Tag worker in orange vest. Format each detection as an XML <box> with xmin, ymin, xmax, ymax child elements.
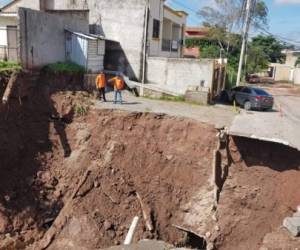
<box><xmin>108</xmin><ymin>73</ymin><xmax>125</xmax><ymax>104</ymax></box>
<box><xmin>95</xmin><ymin>71</ymin><xmax>107</xmax><ymax>102</ymax></box>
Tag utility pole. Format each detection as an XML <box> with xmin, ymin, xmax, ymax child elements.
<box><xmin>236</xmin><ymin>0</ymin><xmax>252</xmax><ymax>86</ymax></box>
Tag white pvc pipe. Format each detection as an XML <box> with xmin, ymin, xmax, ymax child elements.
<box><xmin>124</xmin><ymin>216</ymin><xmax>139</xmax><ymax>245</ymax></box>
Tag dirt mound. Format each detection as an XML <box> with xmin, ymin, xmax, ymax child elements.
<box><xmin>216</xmin><ymin>136</ymin><xmax>300</xmax><ymax>250</ymax></box>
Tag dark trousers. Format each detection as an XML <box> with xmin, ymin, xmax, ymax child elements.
<box><xmin>98</xmin><ymin>87</ymin><xmax>106</xmax><ymax>101</ymax></box>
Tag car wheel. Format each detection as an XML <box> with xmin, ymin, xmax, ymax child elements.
<box><xmin>244</xmin><ymin>101</ymin><xmax>252</xmax><ymax>111</ymax></box>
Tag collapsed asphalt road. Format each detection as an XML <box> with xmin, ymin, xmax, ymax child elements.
<box><xmin>229</xmin><ymin>83</ymin><xmax>300</xmax><ymax>151</ymax></box>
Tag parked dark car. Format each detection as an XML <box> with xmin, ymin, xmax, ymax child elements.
<box><xmin>246</xmin><ymin>74</ymin><xmax>260</xmax><ymax>84</ymax></box>
<box><xmin>221</xmin><ymin>86</ymin><xmax>274</xmax><ymax>111</ymax></box>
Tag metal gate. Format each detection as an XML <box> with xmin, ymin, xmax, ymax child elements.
<box><xmin>0</xmin><ymin>26</ymin><xmax>19</xmax><ymax>62</ymax></box>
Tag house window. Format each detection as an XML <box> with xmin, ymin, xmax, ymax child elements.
<box><xmin>153</xmin><ymin>19</ymin><xmax>160</xmax><ymax>39</ymax></box>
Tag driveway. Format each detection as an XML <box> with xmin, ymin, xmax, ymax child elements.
<box><xmin>93</xmin><ymin>91</ymin><xmax>235</xmax><ymax>128</ymax></box>
<box><xmin>229</xmin><ymin>83</ymin><xmax>300</xmax><ymax>150</ymax></box>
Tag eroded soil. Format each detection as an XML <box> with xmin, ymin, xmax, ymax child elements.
<box><xmin>0</xmin><ymin>72</ymin><xmax>300</xmax><ymax>250</ymax></box>
<box><xmin>0</xmin><ymin>75</ymin><xmax>217</xmax><ymax>249</ymax></box>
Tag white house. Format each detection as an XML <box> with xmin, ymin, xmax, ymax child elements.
<box><xmin>271</xmin><ymin>50</ymin><xmax>300</xmax><ymax>83</ymax></box>
<box><xmin>0</xmin><ymin>0</ymin><xmax>187</xmax><ymax>75</ymax></box>
<box><xmin>0</xmin><ymin>0</ymin><xmax>41</xmax><ymax>60</ymax></box>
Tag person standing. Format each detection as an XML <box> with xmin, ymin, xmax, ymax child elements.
<box><xmin>95</xmin><ymin>71</ymin><xmax>107</xmax><ymax>102</ymax></box>
<box><xmin>109</xmin><ymin>73</ymin><xmax>125</xmax><ymax>104</ymax></box>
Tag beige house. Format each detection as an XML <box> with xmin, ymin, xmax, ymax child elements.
<box><xmin>271</xmin><ymin>50</ymin><xmax>300</xmax><ymax>83</ymax></box>
<box><xmin>284</xmin><ymin>50</ymin><xmax>300</xmax><ymax>67</ymax></box>
<box><xmin>148</xmin><ymin>1</ymin><xmax>187</xmax><ymax>58</ymax></box>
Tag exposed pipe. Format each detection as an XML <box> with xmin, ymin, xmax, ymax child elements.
<box><xmin>124</xmin><ymin>216</ymin><xmax>139</xmax><ymax>245</ymax></box>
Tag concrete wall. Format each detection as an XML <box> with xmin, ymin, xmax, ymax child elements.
<box><xmin>44</xmin><ymin>0</ymin><xmax>147</xmax><ymax>81</ymax></box>
<box><xmin>293</xmin><ymin>68</ymin><xmax>300</xmax><ymax>85</ymax></box>
<box><xmin>147</xmin><ymin>57</ymin><xmax>214</xmax><ymax>95</ymax></box>
<box><xmin>273</xmin><ymin>64</ymin><xmax>293</xmax><ymax>82</ymax></box>
<box><xmin>93</xmin><ymin>0</ymin><xmax>147</xmax><ymax>80</ymax></box>
<box><xmin>45</xmin><ymin>10</ymin><xmax>89</xmax><ymax>22</ymax></box>
<box><xmin>19</xmin><ymin>8</ymin><xmax>89</xmax><ymax>69</ymax></box>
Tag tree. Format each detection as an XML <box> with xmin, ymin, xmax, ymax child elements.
<box><xmin>198</xmin><ymin>0</ymin><xmax>269</xmax><ymax>51</ymax></box>
<box><xmin>295</xmin><ymin>57</ymin><xmax>300</xmax><ymax>67</ymax></box>
<box><xmin>251</xmin><ymin>35</ymin><xmax>285</xmax><ymax>63</ymax></box>
<box><xmin>200</xmin><ymin>45</ymin><xmax>221</xmax><ymax>58</ymax></box>
<box><xmin>246</xmin><ymin>46</ymin><xmax>269</xmax><ymax>74</ymax></box>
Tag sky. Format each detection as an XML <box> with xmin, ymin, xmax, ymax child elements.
<box><xmin>1</xmin><ymin>0</ymin><xmax>300</xmax><ymax>44</ymax></box>
<box><xmin>165</xmin><ymin>0</ymin><xmax>300</xmax><ymax>46</ymax></box>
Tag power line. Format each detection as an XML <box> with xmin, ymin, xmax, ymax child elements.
<box><xmin>169</xmin><ymin>0</ymin><xmax>200</xmax><ymax>15</ymax></box>
<box><xmin>168</xmin><ymin>0</ymin><xmax>203</xmax><ymax>24</ymax></box>
<box><xmin>257</xmin><ymin>28</ymin><xmax>300</xmax><ymax>47</ymax></box>
<box><xmin>258</xmin><ymin>27</ymin><xmax>300</xmax><ymax>45</ymax></box>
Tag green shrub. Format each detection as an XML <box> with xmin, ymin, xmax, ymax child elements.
<box><xmin>295</xmin><ymin>57</ymin><xmax>300</xmax><ymax>68</ymax></box>
<box><xmin>44</xmin><ymin>62</ymin><xmax>85</xmax><ymax>73</ymax></box>
<box><xmin>0</xmin><ymin>61</ymin><xmax>21</xmax><ymax>70</ymax></box>
<box><xmin>75</xmin><ymin>104</ymin><xmax>89</xmax><ymax>116</ymax></box>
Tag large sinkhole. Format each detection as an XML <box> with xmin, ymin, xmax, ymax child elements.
<box><xmin>0</xmin><ymin>77</ymin><xmax>299</xmax><ymax>249</ymax></box>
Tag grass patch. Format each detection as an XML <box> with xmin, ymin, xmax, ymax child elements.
<box><xmin>145</xmin><ymin>95</ymin><xmax>185</xmax><ymax>103</ymax></box>
<box><xmin>0</xmin><ymin>61</ymin><xmax>21</xmax><ymax>70</ymax></box>
<box><xmin>75</xmin><ymin>104</ymin><xmax>89</xmax><ymax>116</ymax></box>
<box><xmin>44</xmin><ymin>62</ymin><xmax>85</xmax><ymax>73</ymax></box>
<box><xmin>144</xmin><ymin>95</ymin><xmax>204</xmax><ymax>106</ymax></box>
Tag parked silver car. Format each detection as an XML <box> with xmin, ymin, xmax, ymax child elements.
<box><xmin>222</xmin><ymin>86</ymin><xmax>274</xmax><ymax>111</ymax></box>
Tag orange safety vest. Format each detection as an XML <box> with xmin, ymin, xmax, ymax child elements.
<box><xmin>113</xmin><ymin>77</ymin><xmax>125</xmax><ymax>90</ymax></box>
<box><xmin>96</xmin><ymin>73</ymin><xmax>106</xmax><ymax>89</ymax></box>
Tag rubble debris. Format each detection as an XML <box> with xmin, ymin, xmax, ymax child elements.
<box><xmin>0</xmin><ymin>211</ymin><xmax>10</xmax><ymax>234</ymax></box>
<box><xmin>136</xmin><ymin>192</ymin><xmax>154</xmax><ymax>232</ymax></box>
<box><xmin>283</xmin><ymin>217</ymin><xmax>300</xmax><ymax>237</ymax></box>
<box><xmin>2</xmin><ymin>70</ymin><xmax>19</xmax><ymax>104</ymax></box>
